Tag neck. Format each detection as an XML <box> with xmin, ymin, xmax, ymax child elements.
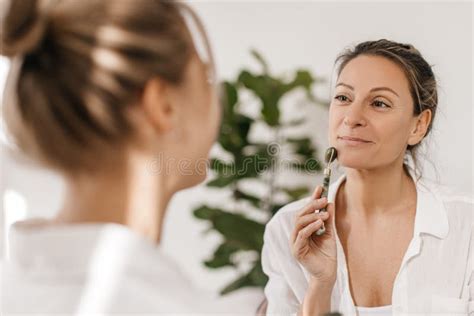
<box><xmin>338</xmin><ymin>161</ymin><xmax>416</xmax><ymax>219</ymax></box>
<box><xmin>54</xmin><ymin>150</ymin><xmax>172</xmax><ymax>244</ymax></box>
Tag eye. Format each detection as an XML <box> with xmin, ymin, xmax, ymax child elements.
<box><xmin>372</xmin><ymin>99</ymin><xmax>391</xmax><ymax>108</ymax></box>
<box><xmin>334</xmin><ymin>95</ymin><xmax>350</xmax><ymax>102</ymax></box>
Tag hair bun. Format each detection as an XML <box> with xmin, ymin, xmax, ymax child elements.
<box><xmin>1</xmin><ymin>0</ymin><xmax>48</xmax><ymax>57</ymax></box>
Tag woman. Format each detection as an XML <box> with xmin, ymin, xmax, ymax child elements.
<box><xmin>1</xmin><ymin>0</ymin><xmax>223</xmax><ymax>313</ymax></box>
<box><xmin>261</xmin><ymin>40</ymin><xmax>473</xmax><ymax>315</ymax></box>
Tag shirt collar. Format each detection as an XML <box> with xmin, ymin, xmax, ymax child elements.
<box><xmin>327</xmin><ymin>168</ymin><xmax>449</xmax><ymax>240</ymax></box>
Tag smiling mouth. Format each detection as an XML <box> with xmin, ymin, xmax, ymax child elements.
<box><xmin>337</xmin><ymin>136</ymin><xmax>373</xmax><ymax>144</ymax></box>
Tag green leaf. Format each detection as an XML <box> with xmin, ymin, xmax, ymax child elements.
<box><xmin>206</xmin><ymin>175</ymin><xmax>237</xmax><ymax>188</ymax></box>
<box><xmin>233</xmin><ymin>149</ymin><xmax>272</xmax><ymax>180</ymax></box>
<box><xmin>270</xmin><ymin>203</ymin><xmax>286</xmax><ymax>215</ymax></box>
<box><xmin>287</xmin><ymin>137</ymin><xmax>311</xmax><ymax>144</ymax></box>
<box><xmin>235</xmin><ymin>114</ymin><xmax>253</xmax><ymax>142</ymax></box>
<box><xmin>281</xmin><ymin>186</ymin><xmax>310</xmax><ymax>200</ymax></box>
<box><xmin>220</xmin><ymin>261</ymin><xmax>268</xmax><ymax>295</ymax></box>
<box><xmin>220</xmin><ymin>272</ymin><xmax>252</xmax><ymax>295</ymax></box>
<box><xmin>204</xmin><ymin>242</ymin><xmax>240</xmax><ymax>269</ymax></box>
<box><xmin>287</xmin><ymin>137</ymin><xmax>314</xmax><ymax>157</ymax></box>
<box><xmin>282</xmin><ymin>70</ymin><xmax>314</xmax><ymax>94</ymax></box>
<box><xmin>222</xmin><ymin>81</ymin><xmax>238</xmax><ymax>113</ymax></box>
<box><xmin>250</xmin><ymin>49</ymin><xmax>269</xmax><ymax>74</ymax></box>
<box><xmin>293</xmin><ymin>70</ymin><xmax>314</xmax><ymax>90</ymax></box>
<box><xmin>237</xmin><ymin>70</ymin><xmax>261</xmax><ymax>95</ymax></box>
<box><xmin>234</xmin><ymin>189</ymin><xmax>261</xmax><ymax>208</ymax></box>
<box><xmin>213</xmin><ymin>213</ymin><xmax>265</xmax><ymax>251</ymax></box>
<box><xmin>218</xmin><ymin>114</ymin><xmax>253</xmax><ymax>153</ymax></box>
<box><xmin>193</xmin><ymin>205</ymin><xmax>222</xmax><ymax>220</ymax></box>
<box><xmin>210</xmin><ymin>158</ymin><xmax>235</xmax><ymax>176</ymax></box>
<box><xmin>261</xmin><ymin>100</ymin><xmax>280</xmax><ymax>126</ymax></box>
<box><xmin>248</xmin><ymin>260</ymin><xmax>269</xmax><ymax>287</ymax></box>
<box><xmin>237</xmin><ymin>70</ymin><xmax>282</xmax><ymax>126</ymax></box>
<box><xmin>193</xmin><ymin>206</ymin><xmax>265</xmax><ymax>251</ymax></box>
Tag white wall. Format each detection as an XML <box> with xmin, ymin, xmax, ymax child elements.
<box><xmin>1</xmin><ymin>1</ymin><xmax>472</xmax><ymax>306</ymax></box>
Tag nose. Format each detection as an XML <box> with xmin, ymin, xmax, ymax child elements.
<box><xmin>343</xmin><ymin>103</ymin><xmax>367</xmax><ymax>128</ymax></box>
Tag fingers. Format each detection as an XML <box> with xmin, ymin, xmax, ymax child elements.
<box><xmin>298</xmin><ymin>185</ymin><xmax>326</xmax><ymax>217</ymax></box>
<box><xmin>311</xmin><ymin>186</ymin><xmax>323</xmax><ymax>200</ymax></box>
<box><xmin>290</xmin><ymin>185</ymin><xmax>331</xmax><ymax>250</ymax></box>
<box><xmin>292</xmin><ymin>218</ymin><xmax>325</xmax><ymax>256</ymax></box>
<box><xmin>292</xmin><ymin>211</ymin><xmax>329</xmax><ymax>242</ymax></box>
<box><xmin>297</xmin><ymin>196</ymin><xmax>328</xmax><ymax>218</ymax></box>
<box><xmin>291</xmin><ymin>200</ymin><xmax>330</xmax><ymax>243</ymax></box>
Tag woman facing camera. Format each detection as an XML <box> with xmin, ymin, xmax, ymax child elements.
<box><xmin>261</xmin><ymin>40</ymin><xmax>473</xmax><ymax>315</ymax></box>
<box><xmin>1</xmin><ymin>0</ymin><xmax>222</xmax><ymax>314</ymax></box>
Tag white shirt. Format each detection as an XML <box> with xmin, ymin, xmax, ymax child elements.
<box><xmin>261</xmin><ymin>171</ymin><xmax>473</xmax><ymax>315</ymax></box>
<box><xmin>356</xmin><ymin>305</ymin><xmax>392</xmax><ymax>315</ymax></box>
<box><xmin>1</xmin><ymin>222</ymin><xmax>249</xmax><ymax>315</ymax></box>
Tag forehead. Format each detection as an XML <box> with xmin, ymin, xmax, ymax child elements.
<box><xmin>337</xmin><ymin>55</ymin><xmax>411</xmax><ymax>94</ymax></box>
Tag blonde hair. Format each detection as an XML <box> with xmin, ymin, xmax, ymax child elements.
<box><xmin>1</xmin><ymin>0</ymin><xmax>213</xmax><ymax>174</ymax></box>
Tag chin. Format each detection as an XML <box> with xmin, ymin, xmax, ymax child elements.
<box><xmin>336</xmin><ymin>151</ymin><xmax>374</xmax><ymax>170</ymax></box>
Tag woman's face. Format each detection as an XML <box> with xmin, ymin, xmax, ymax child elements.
<box><xmin>328</xmin><ymin>55</ymin><xmax>420</xmax><ymax>171</ymax></box>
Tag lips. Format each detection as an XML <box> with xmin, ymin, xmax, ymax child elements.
<box><xmin>338</xmin><ymin>136</ymin><xmax>372</xmax><ymax>142</ymax></box>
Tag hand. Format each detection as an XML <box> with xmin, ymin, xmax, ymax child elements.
<box><xmin>290</xmin><ymin>186</ymin><xmax>337</xmax><ymax>284</ymax></box>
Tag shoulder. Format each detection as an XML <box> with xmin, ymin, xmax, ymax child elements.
<box><xmin>420</xmin><ymin>180</ymin><xmax>474</xmax><ymax>249</ymax></box>
<box><xmin>431</xmin><ymin>181</ymin><xmax>474</xmax><ymax>205</ymax></box>
<box><xmin>422</xmin><ymin>179</ymin><xmax>473</xmax><ymax>220</ymax></box>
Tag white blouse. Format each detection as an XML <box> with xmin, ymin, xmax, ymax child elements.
<box><xmin>261</xmin><ymin>171</ymin><xmax>473</xmax><ymax>315</ymax></box>
<box><xmin>1</xmin><ymin>222</ymin><xmax>251</xmax><ymax>315</ymax></box>
<box><xmin>356</xmin><ymin>305</ymin><xmax>392</xmax><ymax>315</ymax></box>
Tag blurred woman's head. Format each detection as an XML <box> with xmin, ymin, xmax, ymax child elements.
<box><xmin>328</xmin><ymin>39</ymin><xmax>437</xmax><ymax>178</ymax></box>
<box><xmin>1</xmin><ymin>0</ymin><xmax>220</xmax><ymax>191</ymax></box>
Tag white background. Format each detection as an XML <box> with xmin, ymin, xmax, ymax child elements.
<box><xmin>1</xmin><ymin>1</ymin><xmax>472</xmax><ymax>307</ymax></box>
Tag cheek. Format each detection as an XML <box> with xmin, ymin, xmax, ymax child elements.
<box><xmin>207</xmin><ymin>92</ymin><xmax>219</xmax><ymax>133</ymax></box>
<box><xmin>192</xmin><ymin>88</ymin><xmax>218</xmax><ymax>153</ymax></box>
<box><xmin>201</xmin><ymin>90</ymin><xmax>219</xmax><ymax>144</ymax></box>
<box><xmin>373</xmin><ymin>117</ymin><xmax>411</xmax><ymax>154</ymax></box>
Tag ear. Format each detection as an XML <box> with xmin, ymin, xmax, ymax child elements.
<box><xmin>140</xmin><ymin>77</ymin><xmax>177</xmax><ymax>133</ymax></box>
<box><xmin>407</xmin><ymin>109</ymin><xmax>432</xmax><ymax>146</ymax></box>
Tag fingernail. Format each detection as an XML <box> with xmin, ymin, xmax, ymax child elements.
<box><xmin>315</xmin><ymin>219</ymin><xmax>322</xmax><ymax>225</ymax></box>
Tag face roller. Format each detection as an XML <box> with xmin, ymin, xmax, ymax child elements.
<box><xmin>315</xmin><ymin>147</ymin><xmax>338</xmax><ymax>236</ymax></box>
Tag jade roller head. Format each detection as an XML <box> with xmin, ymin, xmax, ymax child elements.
<box><xmin>315</xmin><ymin>147</ymin><xmax>338</xmax><ymax>236</ymax></box>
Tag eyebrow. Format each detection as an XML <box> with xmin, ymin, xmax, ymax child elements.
<box><xmin>371</xmin><ymin>87</ymin><xmax>400</xmax><ymax>97</ymax></box>
<box><xmin>335</xmin><ymin>82</ymin><xmax>400</xmax><ymax>97</ymax></box>
<box><xmin>335</xmin><ymin>83</ymin><xmax>354</xmax><ymax>90</ymax></box>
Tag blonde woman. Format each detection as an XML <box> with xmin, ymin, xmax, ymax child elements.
<box><xmin>262</xmin><ymin>40</ymin><xmax>473</xmax><ymax>315</ymax></box>
<box><xmin>1</xmin><ymin>0</ymin><xmax>223</xmax><ymax>313</ymax></box>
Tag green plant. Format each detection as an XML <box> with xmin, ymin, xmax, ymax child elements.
<box><xmin>192</xmin><ymin>50</ymin><xmax>328</xmax><ymax>295</ymax></box>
